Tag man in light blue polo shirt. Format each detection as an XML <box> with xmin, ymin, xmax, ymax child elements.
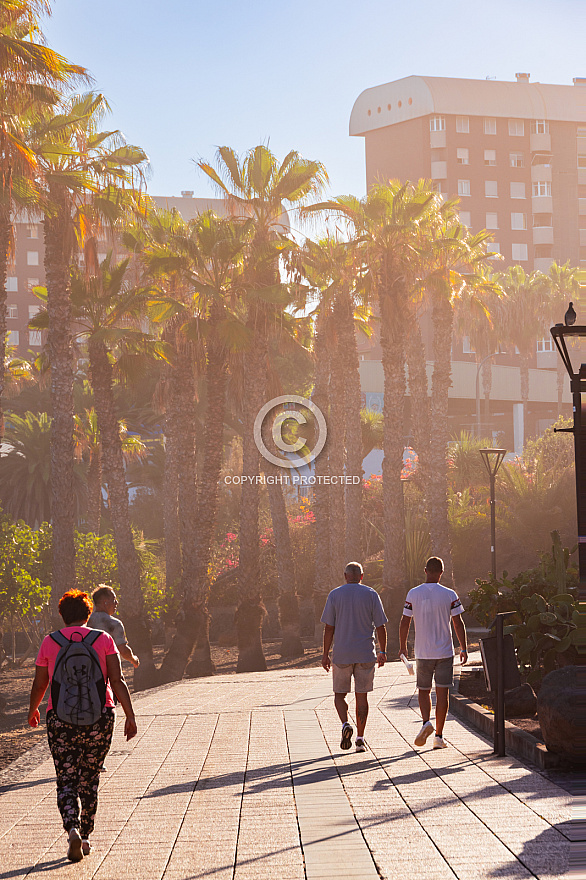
<box><xmin>321</xmin><ymin>562</ymin><xmax>388</xmax><ymax>753</ymax></box>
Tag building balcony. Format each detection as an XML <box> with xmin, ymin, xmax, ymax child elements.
<box><xmin>534</xmin><ymin>256</ymin><xmax>555</xmax><ymax>272</ymax></box>
<box><xmin>530</xmin><ymin>131</ymin><xmax>551</xmax><ymax>152</ymax></box>
<box><xmin>532</xmin><ymin>226</ymin><xmax>554</xmax><ymax>245</ymax></box>
<box><xmin>532</xmin><ymin>195</ymin><xmax>553</xmax><ymax>213</ymax></box>
<box><xmin>578</xmin><ymin>136</ymin><xmax>586</xmax><ymax>156</ymax></box>
<box><xmin>579</xmin><ymin>198</ymin><xmax>586</xmax><ymax>215</ymax></box>
<box><xmin>579</xmin><ymin>169</ymin><xmax>586</xmax><ymax>185</ymax></box>
<box><xmin>580</xmin><ymin>229</ymin><xmax>586</xmax><ymax>247</ymax></box>
<box><xmin>531</xmin><ymin>163</ymin><xmax>552</xmax><ymax>182</ymax></box>
<box><xmin>430</xmin><ymin>161</ymin><xmax>447</xmax><ymax>179</ymax></box>
<box><xmin>430</xmin><ymin>131</ymin><xmax>446</xmax><ymax>149</ymax></box>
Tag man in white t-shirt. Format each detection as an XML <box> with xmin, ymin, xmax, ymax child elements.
<box><xmin>399</xmin><ymin>556</ymin><xmax>467</xmax><ymax>750</ymax></box>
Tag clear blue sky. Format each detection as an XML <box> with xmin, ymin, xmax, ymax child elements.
<box><xmin>43</xmin><ymin>0</ymin><xmax>585</xmax><ymax>202</ymax></box>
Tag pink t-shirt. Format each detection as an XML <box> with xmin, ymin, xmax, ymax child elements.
<box><xmin>36</xmin><ymin>626</ymin><xmax>119</xmax><ymax>711</ymax></box>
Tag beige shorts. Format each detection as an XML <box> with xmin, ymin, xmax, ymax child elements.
<box><xmin>332</xmin><ymin>662</ymin><xmax>376</xmax><ymax>694</ymax></box>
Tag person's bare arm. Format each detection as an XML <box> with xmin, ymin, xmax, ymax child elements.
<box><xmin>452</xmin><ymin>614</ymin><xmax>468</xmax><ymax>663</ymax></box>
<box><xmin>399</xmin><ymin>614</ymin><xmax>412</xmax><ymax>658</ymax></box>
<box><xmin>322</xmin><ymin>624</ymin><xmax>335</xmax><ymax>671</ymax></box>
<box><xmin>118</xmin><ymin>642</ymin><xmax>140</xmax><ymax>668</ymax></box>
<box><xmin>28</xmin><ymin>666</ymin><xmax>49</xmax><ymax>728</ymax></box>
<box><xmin>375</xmin><ymin>624</ymin><xmax>387</xmax><ymax>666</ymax></box>
<box><xmin>106</xmin><ymin>653</ymin><xmax>137</xmax><ymax>740</ymax></box>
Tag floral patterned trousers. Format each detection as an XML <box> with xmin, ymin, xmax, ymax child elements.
<box><xmin>46</xmin><ymin>709</ymin><xmax>115</xmax><ymax>838</ymax></box>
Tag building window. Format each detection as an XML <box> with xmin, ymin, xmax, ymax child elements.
<box><xmin>508</xmin><ymin>119</ymin><xmax>525</xmax><ymax>136</ymax></box>
<box><xmin>533</xmin><ymin>181</ymin><xmax>552</xmax><ymax>197</ymax></box>
<box><xmin>510</xmin><ymin>182</ymin><xmax>526</xmax><ymax>199</ymax></box>
<box><xmin>6</xmin><ymin>276</ymin><xmax>17</xmax><ymax>292</ymax></box>
<box><xmin>28</xmin><ymin>304</ymin><xmax>40</xmax><ymax>319</ymax></box>
<box><xmin>510</xmin><ymin>152</ymin><xmax>525</xmax><ymax>168</ymax></box>
<box><xmin>533</xmin><ymin>214</ymin><xmax>552</xmax><ymax>227</ymax></box>
<box><xmin>578</xmin><ymin>156</ymin><xmax>586</xmax><ymax>168</ymax></box>
<box><xmin>485</xmin><ymin>180</ymin><xmax>498</xmax><ymax>198</ymax></box>
<box><xmin>26</xmin><ymin>250</ymin><xmax>39</xmax><ymax>266</ymax></box>
<box><xmin>458</xmin><ymin>211</ymin><xmax>471</xmax><ymax>227</ymax></box>
<box><xmin>537</xmin><ymin>337</ymin><xmax>554</xmax><ymax>352</ymax></box>
<box><xmin>430</xmin><ymin>116</ymin><xmax>445</xmax><ymax>132</ymax></box>
<box><xmin>484</xmin><ymin>149</ymin><xmax>496</xmax><ymax>166</ymax></box>
<box><xmin>535</xmin><ymin>244</ymin><xmax>553</xmax><ymax>258</ymax></box>
<box><xmin>456</xmin><ymin>116</ymin><xmax>469</xmax><ymax>133</ymax></box>
<box><xmin>512</xmin><ymin>243</ymin><xmax>528</xmax><ymax>261</ymax></box>
<box><xmin>28</xmin><ymin>330</ymin><xmax>42</xmax><ymax>347</ymax></box>
<box><xmin>485</xmin><ymin>212</ymin><xmax>498</xmax><ymax>229</ymax></box>
<box><xmin>531</xmin><ymin>120</ymin><xmax>549</xmax><ymax>134</ymax></box>
<box><xmin>7</xmin><ymin>330</ymin><xmax>19</xmax><ymax>346</ymax></box>
<box><xmin>484</xmin><ymin>118</ymin><xmax>497</xmax><ymax>135</ymax></box>
<box><xmin>458</xmin><ymin>179</ymin><xmax>471</xmax><ymax>196</ymax></box>
<box><xmin>26</xmin><ymin>223</ymin><xmax>38</xmax><ymax>239</ymax></box>
<box><xmin>462</xmin><ymin>336</ymin><xmax>475</xmax><ymax>354</ymax></box>
<box><xmin>8</xmin><ymin>304</ymin><xmax>18</xmax><ymax>319</ymax></box>
<box><xmin>511</xmin><ymin>213</ymin><xmax>527</xmax><ymax>230</ymax></box>
<box><xmin>488</xmin><ymin>243</ymin><xmax>501</xmax><ymax>258</ymax></box>
<box><xmin>457</xmin><ymin>147</ymin><xmax>469</xmax><ymax>165</ymax></box>
<box><xmin>27</xmin><ymin>278</ymin><xmax>39</xmax><ymax>293</ymax></box>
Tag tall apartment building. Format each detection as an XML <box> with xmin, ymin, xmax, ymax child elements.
<box><xmin>350</xmin><ymin>74</ymin><xmax>583</xmax><ymax>456</ymax></box>
<box><xmin>350</xmin><ymin>73</ymin><xmax>586</xmax><ymax>271</ymax></box>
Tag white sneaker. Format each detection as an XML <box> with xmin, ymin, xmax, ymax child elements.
<box><xmin>414</xmin><ymin>720</ymin><xmax>434</xmax><ymax>747</ymax></box>
<box><xmin>433</xmin><ymin>735</ymin><xmax>448</xmax><ymax>749</ymax></box>
<box><xmin>355</xmin><ymin>738</ymin><xmax>367</xmax><ymax>753</ymax></box>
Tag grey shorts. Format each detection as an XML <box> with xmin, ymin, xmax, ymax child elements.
<box><xmin>416</xmin><ymin>656</ymin><xmax>454</xmax><ymax>690</ymax></box>
<box><xmin>332</xmin><ymin>662</ymin><xmax>376</xmax><ymax>694</ymax></box>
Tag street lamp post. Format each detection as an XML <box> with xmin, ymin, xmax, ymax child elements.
<box><xmin>476</xmin><ymin>352</ymin><xmax>500</xmax><ymax>438</ymax></box>
<box><xmin>551</xmin><ymin>311</ymin><xmax>586</xmax><ymax>602</ymax></box>
<box><xmin>479</xmin><ymin>448</ymin><xmax>507</xmax><ymax>581</ymax></box>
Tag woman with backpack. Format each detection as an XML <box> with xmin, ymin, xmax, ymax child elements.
<box><xmin>28</xmin><ymin>589</ymin><xmax>137</xmax><ymax>862</ymax></box>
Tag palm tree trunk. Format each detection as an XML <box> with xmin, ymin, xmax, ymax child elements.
<box><xmin>186</xmin><ymin>319</ymin><xmax>228</xmax><ymax>678</ymax></box>
<box><xmin>88</xmin><ymin>338</ymin><xmax>155</xmax><ymax>687</ymax></box>
<box><xmin>158</xmin><ymin>331</ymin><xmax>201</xmax><ymax>683</ymax></box>
<box><xmin>44</xmin><ymin>196</ymin><xmax>77</xmax><ymax>618</ymax></box>
<box><xmin>328</xmin><ymin>329</ymin><xmax>346</xmax><ymax>585</ymax></box>
<box><xmin>335</xmin><ymin>290</ymin><xmax>363</xmax><ymax>562</ymax></box>
<box><xmin>0</xmin><ymin>208</ymin><xmax>10</xmax><ymax>441</ymax></box>
<box><xmin>520</xmin><ymin>357</ymin><xmax>530</xmax><ymax>442</ymax></box>
<box><xmin>429</xmin><ymin>296</ymin><xmax>455</xmax><ymax>586</ymax></box>
<box><xmin>379</xmin><ymin>290</ymin><xmax>408</xmax><ymax>652</ymax></box>
<box><xmin>405</xmin><ymin>311</ymin><xmax>431</xmax><ymax>490</ymax></box>
<box><xmin>557</xmin><ymin>360</ymin><xmax>564</xmax><ymax>415</ymax></box>
<box><xmin>163</xmin><ymin>407</ymin><xmax>181</xmax><ymax>596</ymax></box>
<box><xmin>266</xmin><ymin>475</ymin><xmax>303</xmax><ymax>657</ymax></box>
<box><xmin>312</xmin><ymin>312</ymin><xmax>332</xmax><ymax>636</ymax></box>
<box><xmin>236</xmin><ymin>321</ymin><xmax>267</xmax><ymax>672</ymax></box>
<box><xmin>86</xmin><ymin>448</ymin><xmax>102</xmax><ymax>534</ymax></box>
<box><xmin>482</xmin><ymin>360</ymin><xmax>493</xmax><ymax>430</ymax></box>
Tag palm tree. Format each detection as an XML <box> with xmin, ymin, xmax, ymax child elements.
<box><xmin>28</xmin><ymin>93</ymin><xmax>147</xmax><ymax>616</ymax></box>
<box><xmin>426</xmin><ymin>217</ymin><xmax>496</xmax><ymax>584</ymax></box>
<box><xmin>495</xmin><ymin>266</ymin><xmax>550</xmax><ymax>438</ymax></box>
<box><xmin>0</xmin><ymin>1</ymin><xmax>86</xmax><ymax>439</ymax></box>
<box><xmin>199</xmin><ymin>145</ymin><xmax>327</xmax><ymax>672</ymax></box>
<box><xmin>547</xmin><ymin>262</ymin><xmax>581</xmax><ymax>413</ymax></box>
<box><xmin>313</xmin><ymin>182</ymin><xmax>442</xmax><ymax>614</ymax></box>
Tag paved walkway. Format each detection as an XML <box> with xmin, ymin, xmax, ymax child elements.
<box><xmin>0</xmin><ymin>662</ymin><xmax>572</xmax><ymax>879</ymax></box>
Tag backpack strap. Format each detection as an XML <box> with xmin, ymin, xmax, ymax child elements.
<box><xmin>82</xmin><ymin>629</ymin><xmax>103</xmax><ymax>648</ymax></box>
<box><xmin>49</xmin><ymin>631</ymin><xmax>69</xmax><ymax>648</ymax></box>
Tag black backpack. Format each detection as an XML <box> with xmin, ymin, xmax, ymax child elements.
<box><xmin>50</xmin><ymin>629</ymin><xmax>107</xmax><ymax>725</ymax></box>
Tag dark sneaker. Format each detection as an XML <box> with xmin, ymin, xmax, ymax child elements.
<box><xmin>340</xmin><ymin>722</ymin><xmax>353</xmax><ymax>750</ymax></box>
<box><xmin>82</xmin><ymin>840</ymin><xmax>93</xmax><ymax>856</ymax></box>
<box><xmin>67</xmin><ymin>828</ymin><xmax>83</xmax><ymax>862</ymax></box>
<box><xmin>355</xmin><ymin>738</ymin><xmax>367</xmax><ymax>753</ymax></box>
